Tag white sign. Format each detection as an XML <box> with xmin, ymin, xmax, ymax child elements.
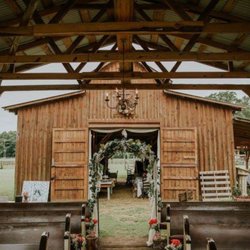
<box><xmin>22</xmin><ymin>181</ymin><xmax>50</xmax><ymax>202</ymax></box>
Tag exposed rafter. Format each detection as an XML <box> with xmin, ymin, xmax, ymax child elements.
<box><xmin>1</xmin><ymin>22</ymin><xmax>250</xmax><ymax>36</ymax></box>
<box><xmin>0</xmin><ymin>84</ymin><xmax>249</xmax><ymax>92</ymax></box>
<box><xmin>1</xmin><ymin>51</ymin><xmax>250</xmax><ymax>64</ymax></box>
<box><xmin>0</xmin><ymin>71</ymin><xmax>250</xmax><ymax>80</ymax></box>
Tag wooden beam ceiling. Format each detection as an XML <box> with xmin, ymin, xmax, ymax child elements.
<box><xmin>0</xmin><ymin>71</ymin><xmax>250</xmax><ymax>80</ymax></box>
<box><xmin>114</xmin><ymin>0</ymin><xmax>134</xmax><ymax>85</ymax></box>
<box><xmin>1</xmin><ymin>22</ymin><xmax>250</xmax><ymax>37</ymax></box>
<box><xmin>1</xmin><ymin>51</ymin><xmax>250</xmax><ymax>64</ymax></box>
<box><xmin>0</xmin><ymin>84</ymin><xmax>249</xmax><ymax>92</ymax></box>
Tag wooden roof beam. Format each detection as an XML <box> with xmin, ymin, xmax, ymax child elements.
<box><xmin>87</xmin><ymin>43</ymin><xmax>117</xmax><ymax>84</ymax></box>
<box><xmin>2</xmin><ymin>51</ymin><xmax>250</xmax><ymax>64</ymax></box>
<box><xmin>75</xmin><ymin>35</ymin><xmax>111</xmax><ymax>73</ymax></box>
<box><xmin>0</xmin><ymin>84</ymin><xmax>249</xmax><ymax>92</ymax></box>
<box><xmin>162</xmin><ymin>0</ymin><xmax>192</xmax><ymax>21</ymax></box>
<box><xmin>2</xmin><ymin>0</ymin><xmax>40</xmax><ymax>73</ymax></box>
<box><xmin>169</xmin><ymin>0</ymin><xmax>219</xmax><ymax>74</ymax></box>
<box><xmin>2</xmin><ymin>22</ymin><xmax>250</xmax><ymax>36</ymax></box>
<box><xmin>0</xmin><ymin>71</ymin><xmax>250</xmax><ymax>80</ymax></box>
<box><xmin>114</xmin><ymin>0</ymin><xmax>134</xmax><ymax>85</ymax></box>
<box><xmin>28</xmin><ymin>7</ymin><xmax>85</xmax><ymax>87</ymax></box>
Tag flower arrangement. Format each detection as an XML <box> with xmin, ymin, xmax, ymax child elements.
<box><xmin>85</xmin><ymin>217</ymin><xmax>98</xmax><ymax>237</ymax></box>
<box><xmin>71</xmin><ymin>234</ymin><xmax>85</xmax><ymax>250</ymax></box>
<box><xmin>165</xmin><ymin>239</ymin><xmax>183</xmax><ymax>250</ymax></box>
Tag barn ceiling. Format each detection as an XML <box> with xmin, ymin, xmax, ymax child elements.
<box><xmin>0</xmin><ymin>0</ymin><xmax>250</xmax><ymax>95</ymax></box>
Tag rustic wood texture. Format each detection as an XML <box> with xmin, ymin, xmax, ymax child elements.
<box><xmin>15</xmin><ymin>95</ymin><xmax>88</xmax><ymax>197</ymax></box>
<box><xmin>14</xmin><ymin>63</ymin><xmax>236</xmax><ymax>201</ymax></box>
<box><xmin>51</xmin><ymin>128</ymin><xmax>88</xmax><ymax>201</ymax></box>
<box><xmin>161</xmin><ymin>128</ymin><xmax>199</xmax><ymax>201</ymax></box>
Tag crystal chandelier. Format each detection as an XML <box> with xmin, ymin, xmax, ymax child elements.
<box><xmin>105</xmin><ymin>40</ymin><xmax>139</xmax><ymax>117</ymax></box>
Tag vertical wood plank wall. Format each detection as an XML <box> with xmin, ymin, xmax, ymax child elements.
<box><xmin>15</xmin><ymin>90</ymin><xmax>236</xmax><ymax>201</ymax></box>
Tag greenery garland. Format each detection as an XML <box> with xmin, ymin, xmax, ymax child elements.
<box><xmin>87</xmin><ymin>138</ymin><xmax>157</xmax><ymax>212</ymax></box>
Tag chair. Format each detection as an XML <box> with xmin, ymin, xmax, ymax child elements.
<box><xmin>126</xmin><ymin>168</ymin><xmax>134</xmax><ymax>186</ymax></box>
<box><xmin>141</xmin><ymin>177</ymin><xmax>150</xmax><ymax>198</ymax></box>
<box><xmin>109</xmin><ymin>171</ymin><xmax>118</xmax><ymax>184</ymax></box>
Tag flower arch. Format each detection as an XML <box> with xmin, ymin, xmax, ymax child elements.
<box><xmin>88</xmin><ymin>136</ymin><xmax>158</xmax><ymax>209</ymax></box>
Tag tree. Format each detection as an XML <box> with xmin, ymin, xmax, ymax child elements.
<box><xmin>0</xmin><ymin>131</ymin><xmax>16</xmax><ymax>158</ymax></box>
<box><xmin>207</xmin><ymin>91</ymin><xmax>250</xmax><ymax>119</ymax></box>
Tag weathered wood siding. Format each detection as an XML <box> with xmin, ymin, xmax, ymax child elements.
<box><xmin>15</xmin><ymin>95</ymin><xmax>88</xmax><ymax>197</ymax></box>
<box><xmin>15</xmin><ymin>89</ymin><xmax>236</xmax><ymax>201</ymax></box>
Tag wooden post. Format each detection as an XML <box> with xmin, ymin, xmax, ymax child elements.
<box><xmin>64</xmin><ymin>231</ymin><xmax>70</xmax><ymax>250</ymax></box>
<box><xmin>207</xmin><ymin>238</ymin><xmax>217</xmax><ymax>250</ymax></box>
<box><xmin>183</xmin><ymin>215</ymin><xmax>191</xmax><ymax>250</ymax></box>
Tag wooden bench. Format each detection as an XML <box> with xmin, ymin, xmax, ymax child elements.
<box><xmin>0</xmin><ymin>202</ymin><xmax>85</xmax><ymax>250</ymax></box>
<box><xmin>162</xmin><ymin>202</ymin><xmax>250</xmax><ymax>249</ymax></box>
<box><xmin>0</xmin><ymin>231</ymin><xmax>49</xmax><ymax>250</ymax></box>
<box><xmin>159</xmin><ymin>204</ymin><xmax>191</xmax><ymax>250</ymax></box>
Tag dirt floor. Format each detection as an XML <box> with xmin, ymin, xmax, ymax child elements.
<box><xmin>98</xmin><ymin>182</ymin><xmax>151</xmax><ymax>239</ymax></box>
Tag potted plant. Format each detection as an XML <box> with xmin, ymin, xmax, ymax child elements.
<box><xmin>85</xmin><ymin>218</ymin><xmax>98</xmax><ymax>250</ymax></box>
<box><xmin>71</xmin><ymin>234</ymin><xmax>86</xmax><ymax>250</ymax></box>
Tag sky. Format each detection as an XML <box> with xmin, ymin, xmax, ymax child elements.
<box><xmin>0</xmin><ymin>61</ymin><xmax>249</xmax><ymax>132</ymax></box>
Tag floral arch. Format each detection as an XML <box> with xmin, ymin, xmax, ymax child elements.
<box><xmin>87</xmin><ymin>134</ymin><xmax>160</xmax><ymax>211</ymax></box>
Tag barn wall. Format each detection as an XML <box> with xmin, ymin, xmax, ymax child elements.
<box><xmin>15</xmin><ymin>95</ymin><xmax>88</xmax><ymax>195</ymax></box>
<box><xmin>15</xmin><ymin>90</ymin><xmax>236</xmax><ymax>201</ymax></box>
<box><xmin>162</xmin><ymin>95</ymin><xmax>235</xmax><ymax>178</ymax></box>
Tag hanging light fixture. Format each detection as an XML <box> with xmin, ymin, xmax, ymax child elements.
<box><xmin>105</xmin><ymin>39</ymin><xmax>139</xmax><ymax>117</ymax></box>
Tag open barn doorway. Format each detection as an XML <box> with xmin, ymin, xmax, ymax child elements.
<box><xmin>90</xmin><ymin>128</ymin><xmax>159</xmax><ymax>239</ymax></box>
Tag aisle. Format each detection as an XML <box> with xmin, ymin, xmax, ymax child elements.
<box><xmin>98</xmin><ymin>182</ymin><xmax>150</xmax><ymax>238</ymax></box>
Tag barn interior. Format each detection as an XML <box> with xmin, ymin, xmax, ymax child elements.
<box><xmin>91</xmin><ymin>129</ymin><xmax>158</xmax><ymax>198</ymax></box>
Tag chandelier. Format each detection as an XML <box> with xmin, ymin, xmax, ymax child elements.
<box><xmin>105</xmin><ymin>40</ymin><xmax>139</xmax><ymax>117</ymax></box>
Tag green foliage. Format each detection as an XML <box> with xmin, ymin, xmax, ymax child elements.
<box><xmin>0</xmin><ymin>131</ymin><xmax>16</xmax><ymax>158</ymax></box>
<box><xmin>207</xmin><ymin>91</ymin><xmax>250</xmax><ymax>119</ymax></box>
<box><xmin>232</xmin><ymin>185</ymin><xmax>242</xmax><ymax>197</ymax></box>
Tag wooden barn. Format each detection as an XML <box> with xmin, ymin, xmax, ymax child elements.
<box><xmin>4</xmin><ymin>69</ymin><xmax>241</xmax><ymax>202</ymax></box>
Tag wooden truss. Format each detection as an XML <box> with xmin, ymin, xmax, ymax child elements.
<box><xmin>0</xmin><ymin>0</ymin><xmax>249</xmax><ymax>96</ymax></box>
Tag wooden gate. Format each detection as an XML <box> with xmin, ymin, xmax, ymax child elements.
<box><xmin>51</xmin><ymin>128</ymin><xmax>88</xmax><ymax>201</ymax></box>
<box><xmin>161</xmin><ymin>128</ymin><xmax>199</xmax><ymax>201</ymax></box>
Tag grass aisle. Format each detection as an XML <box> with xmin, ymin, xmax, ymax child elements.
<box><xmin>99</xmin><ymin>183</ymin><xmax>150</xmax><ymax>238</ymax></box>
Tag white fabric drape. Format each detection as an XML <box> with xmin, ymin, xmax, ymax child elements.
<box><xmin>91</xmin><ymin>128</ymin><xmax>158</xmax><ymax>134</ymax></box>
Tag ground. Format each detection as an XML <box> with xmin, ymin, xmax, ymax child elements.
<box><xmin>99</xmin><ymin>183</ymin><xmax>150</xmax><ymax>238</ymax></box>
<box><xmin>0</xmin><ymin>163</ymin><xmax>15</xmax><ymax>201</ymax></box>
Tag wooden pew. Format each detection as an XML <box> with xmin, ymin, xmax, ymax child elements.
<box><xmin>162</xmin><ymin>202</ymin><xmax>250</xmax><ymax>249</ymax></box>
<box><xmin>0</xmin><ymin>202</ymin><xmax>85</xmax><ymax>249</ymax></box>
<box><xmin>158</xmin><ymin>204</ymin><xmax>171</xmax><ymax>243</ymax></box>
<box><xmin>0</xmin><ymin>231</ymin><xmax>49</xmax><ymax>250</ymax></box>
<box><xmin>160</xmin><ymin>204</ymin><xmax>191</xmax><ymax>249</ymax></box>
<box><xmin>207</xmin><ymin>238</ymin><xmax>217</xmax><ymax>250</ymax></box>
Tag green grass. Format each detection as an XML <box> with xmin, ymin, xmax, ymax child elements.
<box><xmin>100</xmin><ymin>205</ymin><xmax>149</xmax><ymax>237</ymax></box>
<box><xmin>0</xmin><ymin>168</ymin><xmax>15</xmax><ymax>201</ymax></box>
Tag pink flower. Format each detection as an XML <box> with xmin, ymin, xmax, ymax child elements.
<box><xmin>93</xmin><ymin>219</ymin><xmax>98</xmax><ymax>224</ymax></box>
